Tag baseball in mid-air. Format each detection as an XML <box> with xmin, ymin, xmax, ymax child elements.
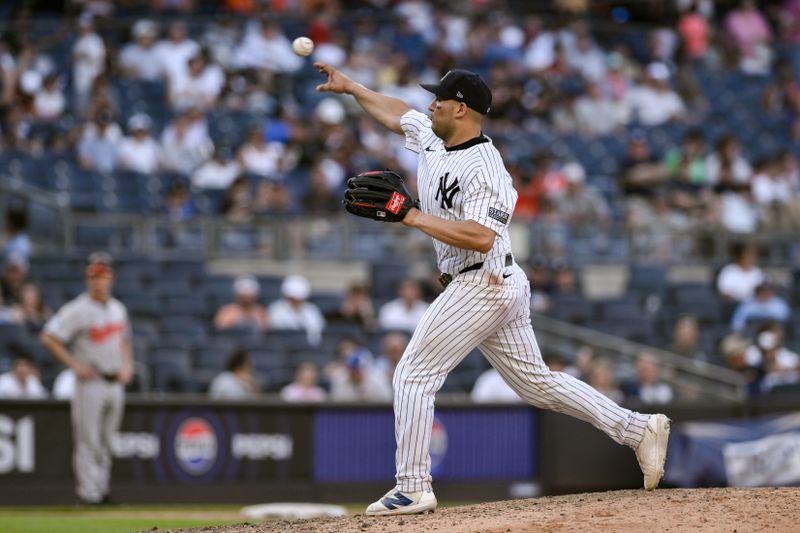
<box><xmin>292</xmin><ymin>36</ymin><xmax>314</xmax><ymax>57</ymax></box>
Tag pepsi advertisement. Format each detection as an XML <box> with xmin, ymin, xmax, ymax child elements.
<box><xmin>113</xmin><ymin>404</ymin><xmax>313</xmax><ymax>483</ymax></box>
<box><xmin>0</xmin><ymin>400</ymin><xmax>538</xmax><ymax>504</ymax></box>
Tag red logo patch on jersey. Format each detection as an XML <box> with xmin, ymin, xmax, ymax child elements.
<box><xmin>88</xmin><ymin>322</ymin><xmax>125</xmax><ymax>343</ymax></box>
<box><xmin>385</xmin><ymin>192</ymin><xmax>406</xmax><ymax>214</ymax></box>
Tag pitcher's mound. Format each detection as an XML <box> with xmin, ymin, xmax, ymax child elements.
<box><xmin>178</xmin><ymin>487</ymin><xmax>800</xmax><ymax>533</ymax></box>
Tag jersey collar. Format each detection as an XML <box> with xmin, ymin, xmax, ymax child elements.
<box><xmin>444</xmin><ymin>133</ymin><xmax>489</xmax><ymax>152</ymax></box>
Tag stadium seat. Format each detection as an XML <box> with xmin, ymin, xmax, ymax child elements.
<box><xmin>148</xmin><ymin>347</ymin><xmax>196</xmax><ymax>393</ymax></box>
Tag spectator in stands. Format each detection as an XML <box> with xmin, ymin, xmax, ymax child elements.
<box><xmin>160</xmin><ymin>108</ymin><xmax>214</xmax><ymax>175</ymax></box>
<box><xmin>236</xmin><ymin>126</ymin><xmax>287</xmax><ymax>180</ymax></box>
<box><xmin>527</xmin><ymin>255</ymin><xmax>554</xmax><ymax>312</ymax></box>
<box><xmin>623</xmin><ymin>352</ymin><xmax>674</xmax><ymax>404</ymax></box>
<box><xmin>544</xmin><ymin>352</ymin><xmax>569</xmax><ymax>372</ymax></box>
<box><xmin>619</xmin><ymin>133</ymin><xmax>670</xmax><ymax>233</ymax></box>
<box><xmin>677</xmin><ymin>3</ymin><xmax>711</xmax><ymax>61</ymax></box>
<box><xmin>730</xmin><ymin>281</ymin><xmax>791</xmax><ymax>332</ymax></box>
<box><xmin>724</xmin><ymin>0</ymin><xmax>774</xmax><ymax>74</ymax></box>
<box><xmin>329</xmin><ymin>347</ymin><xmax>392</xmax><ymax>402</ymax></box>
<box><xmin>751</xmin><ymin>155</ymin><xmax>800</xmax><ymax>232</ymax></box>
<box><xmin>668</xmin><ymin>315</ymin><xmax>709</xmax><ymax>362</ymax></box>
<box><xmin>231</xmin><ymin>16</ymin><xmax>303</xmax><ymax>73</ymax></box>
<box><xmin>626</xmin><ymin>62</ymin><xmax>686</xmax><ymax>126</ymax></box>
<box><xmin>377</xmin><ymin>279</ymin><xmax>429</xmax><ymax>334</ymax></box>
<box><xmin>663</xmin><ymin>129</ymin><xmax>710</xmax><ymax>210</ymax></box>
<box><xmin>168</xmin><ymin>52</ymin><xmax>225</xmax><ymax>113</ymax></box>
<box><xmin>566</xmin><ymin>24</ymin><xmax>607</xmax><ymax>82</ymax></box>
<box><xmin>78</xmin><ymin>107</ymin><xmax>122</xmax><ymax>172</ymax></box>
<box><xmin>0</xmin><ymin>40</ymin><xmax>15</xmax><ymax>106</ymax></box>
<box><xmin>471</xmin><ymin>368</ymin><xmax>522</xmax><ymax>403</ymax></box>
<box><xmin>280</xmin><ymin>361</ymin><xmax>327</xmax><ymax>402</ymax></box>
<box><xmin>209</xmin><ymin>349</ymin><xmax>259</xmax><ymax>400</ymax></box>
<box><xmin>52</xmin><ymin>368</ymin><xmax>75</xmax><ymax>400</ymax></box>
<box><xmin>0</xmin><ymin>352</ymin><xmax>47</xmax><ymax>399</ymax></box>
<box><xmin>213</xmin><ymin>275</ymin><xmax>269</xmax><ymax>333</ymax></box>
<box><xmin>716</xmin><ymin>243</ymin><xmax>765</xmax><ymax>303</ymax></box>
<box><xmin>117</xmin><ymin>113</ymin><xmax>162</xmax><ymax>174</ymax></box>
<box><xmin>163</xmin><ymin>182</ymin><xmax>196</xmax><ymax>221</ymax></box>
<box><xmin>0</xmin><ymin>254</ymin><xmax>29</xmax><ymax>306</ymax></box>
<box><xmin>746</xmin><ymin>323</ymin><xmax>800</xmax><ymax>392</ymax></box>
<box><xmin>628</xmin><ymin>190</ymin><xmax>692</xmax><ymax>262</ymax></box>
<box><xmin>33</xmin><ymin>73</ymin><xmax>65</xmax><ymax>120</ymax></box>
<box><xmin>153</xmin><ymin>21</ymin><xmax>199</xmax><ymax>81</ymax></box>
<box><xmin>555</xmin><ymin>162</ymin><xmax>611</xmax><ymax>228</ymax></box>
<box><xmin>336</xmin><ymin>283</ymin><xmax>377</xmax><ymax>332</ymax></box>
<box><xmin>221</xmin><ymin>175</ymin><xmax>253</xmax><ymax>222</ymax></box>
<box><xmin>706</xmin><ymin>134</ymin><xmax>752</xmax><ymax>188</ymax></box>
<box><xmin>781</xmin><ymin>0</ymin><xmax>800</xmax><ymax>79</ymax></box>
<box><xmin>0</xmin><ymin>298</ymin><xmax>16</xmax><ymax>323</ymax></box>
<box><xmin>302</xmin><ymin>163</ymin><xmax>342</xmax><ymax>215</ymax></box>
<box><xmin>720</xmin><ymin>184</ymin><xmax>758</xmax><ymax>234</ymax></box>
<box><xmin>119</xmin><ymin>19</ymin><xmax>161</xmax><ymax>81</ymax></box>
<box><xmin>252</xmin><ymin>181</ymin><xmax>292</xmax><ymax>216</ymax></box>
<box><xmin>71</xmin><ymin>14</ymin><xmax>106</xmax><ymax>109</ymax></box>
<box><xmin>268</xmin><ymin>275</ymin><xmax>325</xmax><ymax>345</ymax></box>
<box><xmin>586</xmin><ymin>358</ymin><xmax>624</xmax><ymax>403</ymax></box>
<box><xmin>574</xmin><ymin>82</ymin><xmax>624</xmax><ymax>136</ymax></box>
<box><xmin>12</xmin><ymin>282</ymin><xmax>51</xmax><ymax>334</ymax></box>
<box><xmin>720</xmin><ymin>333</ymin><xmax>761</xmax><ymax>394</ymax></box>
<box><xmin>192</xmin><ymin>146</ymin><xmax>241</xmax><ymax>190</ymax></box>
<box><xmin>3</xmin><ymin>206</ymin><xmax>31</xmax><ymax>261</ymax></box>
<box><xmin>374</xmin><ymin>331</ymin><xmax>409</xmax><ymax>382</ymax></box>
<box><xmin>550</xmin><ymin>258</ymin><xmax>580</xmax><ymax>297</ymax></box>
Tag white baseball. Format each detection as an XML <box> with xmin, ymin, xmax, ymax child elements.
<box><xmin>292</xmin><ymin>37</ymin><xmax>314</xmax><ymax>57</ymax></box>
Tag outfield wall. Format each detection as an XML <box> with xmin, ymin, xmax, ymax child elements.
<box><xmin>0</xmin><ymin>398</ymin><xmax>797</xmax><ymax>504</ymax></box>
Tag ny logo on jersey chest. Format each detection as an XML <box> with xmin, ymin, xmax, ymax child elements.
<box><xmin>435</xmin><ymin>172</ymin><xmax>460</xmax><ymax>209</ymax></box>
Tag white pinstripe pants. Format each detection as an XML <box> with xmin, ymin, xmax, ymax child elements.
<box><xmin>392</xmin><ymin>262</ymin><xmax>650</xmax><ymax>492</ymax></box>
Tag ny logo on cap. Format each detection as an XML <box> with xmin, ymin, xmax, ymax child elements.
<box><xmin>456</xmin><ymin>91</ymin><xmax>463</xmax><ymax>98</ymax></box>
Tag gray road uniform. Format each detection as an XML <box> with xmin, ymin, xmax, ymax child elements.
<box><xmin>44</xmin><ymin>293</ymin><xmax>130</xmax><ymax>503</ymax></box>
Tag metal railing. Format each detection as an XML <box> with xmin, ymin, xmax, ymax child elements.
<box><xmin>531</xmin><ymin>312</ymin><xmax>747</xmax><ymax>403</ymax></box>
<box><xmin>42</xmin><ymin>213</ymin><xmax>797</xmax><ymax>267</ymax></box>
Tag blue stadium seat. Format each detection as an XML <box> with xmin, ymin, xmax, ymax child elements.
<box><xmin>627</xmin><ymin>263</ymin><xmax>667</xmax><ymax>298</ymax></box>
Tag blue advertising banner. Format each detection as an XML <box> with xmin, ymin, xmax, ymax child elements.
<box><xmin>313</xmin><ymin>407</ymin><xmax>537</xmax><ymax>482</ymax></box>
<box><xmin>665</xmin><ymin>412</ymin><xmax>800</xmax><ymax>487</ymax></box>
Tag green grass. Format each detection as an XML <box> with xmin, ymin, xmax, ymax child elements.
<box><xmin>0</xmin><ymin>502</ymin><xmax>475</xmax><ymax>533</ymax></box>
<box><xmin>0</xmin><ymin>505</ymin><xmax>247</xmax><ymax>533</ymax></box>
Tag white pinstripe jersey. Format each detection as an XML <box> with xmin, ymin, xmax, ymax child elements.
<box><xmin>400</xmin><ymin>109</ymin><xmax>518</xmax><ymax>276</ymax></box>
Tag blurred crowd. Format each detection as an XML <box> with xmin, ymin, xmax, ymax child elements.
<box><xmin>0</xmin><ymin>1</ymin><xmax>798</xmax><ymax>242</ymax></box>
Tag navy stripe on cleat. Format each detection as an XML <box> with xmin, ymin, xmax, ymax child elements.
<box><xmin>366</xmin><ymin>489</ymin><xmax>438</xmax><ymax>516</ymax></box>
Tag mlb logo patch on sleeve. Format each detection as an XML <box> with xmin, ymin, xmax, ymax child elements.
<box><xmin>488</xmin><ymin>207</ymin><xmax>509</xmax><ymax>224</ymax></box>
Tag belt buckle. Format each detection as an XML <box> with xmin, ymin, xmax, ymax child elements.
<box><xmin>438</xmin><ymin>273</ymin><xmax>452</xmax><ymax>288</ymax></box>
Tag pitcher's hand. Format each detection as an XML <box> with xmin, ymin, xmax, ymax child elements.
<box><xmin>315</xmin><ymin>62</ymin><xmax>356</xmax><ymax>94</ymax></box>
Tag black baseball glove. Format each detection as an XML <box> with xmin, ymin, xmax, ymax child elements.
<box><xmin>343</xmin><ymin>169</ymin><xmax>419</xmax><ymax>222</ymax></box>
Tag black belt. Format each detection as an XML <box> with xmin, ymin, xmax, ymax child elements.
<box><xmin>439</xmin><ymin>254</ymin><xmax>513</xmax><ymax>288</ymax></box>
<box><xmin>99</xmin><ymin>372</ymin><xmax>119</xmax><ymax>383</ymax></box>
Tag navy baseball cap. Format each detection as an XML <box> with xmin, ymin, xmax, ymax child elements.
<box><xmin>420</xmin><ymin>69</ymin><xmax>492</xmax><ymax>115</ymax></box>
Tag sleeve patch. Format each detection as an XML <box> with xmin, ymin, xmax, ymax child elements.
<box><xmin>488</xmin><ymin>207</ymin><xmax>510</xmax><ymax>225</ymax></box>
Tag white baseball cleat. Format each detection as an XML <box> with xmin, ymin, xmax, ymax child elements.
<box><xmin>365</xmin><ymin>488</ymin><xmax>438</xmax><ymax>516</ymax></box>
<box><xmin>636</xmin><ymin>413</ymin><xmax>671</xmax><ymax>491</ymax></box>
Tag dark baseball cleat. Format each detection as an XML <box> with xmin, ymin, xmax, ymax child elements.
<box><xmin>366</xmin><ymin>488</ymin><xmax>437</xmax><ymax>516</ymax></box>
<box><xmin>636</xmin><ymin>414</ymin><xmax>671</xmax><ymax>491</ymax></box>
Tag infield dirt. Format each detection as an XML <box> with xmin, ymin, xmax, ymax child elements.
<box><xmin>166</xmin><ymin>487</ymin><xmax>800</xmax><ymax>533</ymax></box>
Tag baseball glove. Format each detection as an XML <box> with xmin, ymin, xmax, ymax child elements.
<box><xmin>343</xmin><ymin>169</ymin><xmax>419</xmax><ymax>222</ymax></box>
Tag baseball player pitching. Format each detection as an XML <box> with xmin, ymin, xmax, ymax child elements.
<box><xmin>316</xmin><ymin>63</ymin><xmax>671</xmax><ymax>516</ymax></box>
<box><xmin>41</xmin><ymin>252</ymin><xmax>132</xmax><ymax>505</ymax></box>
